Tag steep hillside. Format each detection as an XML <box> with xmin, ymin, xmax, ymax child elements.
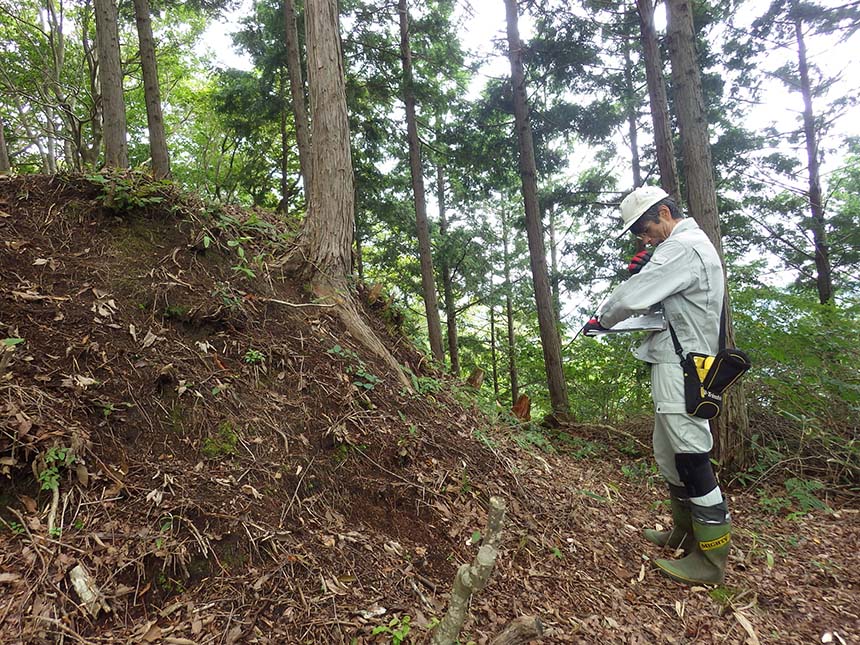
<box><xmin>0</xmin><ymin>174</ymin><xmax>857</xmax><ymax>645</ymax></box>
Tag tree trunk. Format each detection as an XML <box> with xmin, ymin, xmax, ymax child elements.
<box><xmin>133</xmin><ymin>0</ymin><xmax>170</xmax><ymax>178</ymax></box>
<box><xmin>302</xmin><ymin>0</ymin><xmax>352</xmax><ymax>279</ymax></box>
<box><xmin>623</xmin><ymin>30</ymin><xmax>642</xmax><ymax>188</ymax></box>
<box><xmin>398</xmin><ymin>0</ymin><xmax>444</xmax><ymax>364</ymax></box>
<box><xmin>504</xmin><ymin>0</ymin><xmax>569</xmax><ymax>417</ymax></box>
<box><xmin>489</xmin><ymin>278</ymin><xmax>499</xmax><ymax>398</ymax></box>
<box><xmin>502</xmin><ymin>212</ymin><xmax>519</xmax><ymax>407</ymax></box>
<box><xmin>548</xmin><ymin>206</ymin><xmax>561</xmax><ymax>326</ymax></box>
<box><xmin>437</xmin><ymin>163</ymin><xmax>460</xmax><ymax>375</ymax></box>
<box><xmin>793</xmin><ymin>7</ymin><xmax>833</xmax><ymax>304</ymax></box>
<box><xmin>0</xmin><ymin>116</ymin><xmax>10</xmax><ymax>173</ymax></box>
<box><xmin>279</xmin><ymin>70</ymin><xmax>290</xmax><ymax>213</ymax></box>
<box><xmin>637</xmin><ymin>0</ymin><xmax>681</xmax><ymax>203</ymax></box>
<box><xmin>666</xmin><ymin>0</ymin><xmax>749</xmax><ymax>470</ymax></box>
<box><xmin>284</xmin><ymin>0</ymin><xmax>313</xmax><ymax>192</ymax></box>
<box><xmin>94</xmin><ymin>0</ymin><xmax>128</xmax><ymax>168</ymax></box>
<box><xmin>296</xmin><ymin>0</ymin><xmax>410</xmax><ymax>390</ymax></box>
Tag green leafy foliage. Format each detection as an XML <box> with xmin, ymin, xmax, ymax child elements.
<box><xmin>327</xmin><ymin>345</ymin><xmax>381</xmax><ymax>391</ymax></box>
<box><xmin>371</xmin><ymin>615</ymin><xmax>411</xmax><ymax>645</ymax></box>
<box><xmin>201</xmin><ymin>422</ymin><xmax>239</xmax><ymax>459</ymax></box>
<box><xmin>38</xmin><ymin>446</ymin><xmax>75</xmax><ymax>492</ymax></box>
<box><xmin>87</xmin><ymin>171</ymin><xmax>171</xmax><ymax>213</ymax></box>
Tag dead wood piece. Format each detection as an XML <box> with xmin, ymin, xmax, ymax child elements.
<box><xmin>466</xmin><ymin>368</ymin><xmax>484</xmax><ymax>389</ymax></box>
<box><xmin>430</xmin><ymin>497</ymin><xmax>508</xmax><ymax>645</ymax></box>
<box><xmin>490</xmin><ymin>615</ymin><xmax>543</xmax><ymax>644</ymax></box>
<box><xmin>511</xmin><ymin>394</ymin><xmax>530</xmax><ymax>421</ymax></box>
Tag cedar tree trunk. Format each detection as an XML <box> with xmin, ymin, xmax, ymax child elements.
<box><xmin>504</xmin><ymin>0</ymin><xmax>569</xmax><ymax>417</ymax></box>
<box><xmin>398</xmin><ymin>0</ymin><xmax>445</xmax><ymax>364</ymax></box>
<box><xmin>94</xmin><ymin>0</ymin><xmax>128</xmax><ymax>168</ymax></box>
<box><xmin>285</xmin><ymin>0</ymin><xmax>313</xmax><ymax>192</ymax></box>
<box><xmin>437</xmin><ymin>163</ymin><xmax>460</xmax><ymax>375</ymax></box>
<box><xmin>666</xmin><ymin>0</ymin><xmax>750</xmax><ymax>470</ymax></box>
<box><xmin>133</xmin><ymin>0</ymin><xmax>170</xmax><ymax>178</ymax></box>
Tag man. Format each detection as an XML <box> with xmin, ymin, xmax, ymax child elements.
<box><xmin>582</xmin><ymin>185</ymin><xmax>731</xmax><ymax>585</ymax></box>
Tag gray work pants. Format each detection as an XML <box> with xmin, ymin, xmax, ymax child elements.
<box><xmin>650</xmin><ymin>363</ymin><xmax>723</xmax><ymax>508</ymax></box>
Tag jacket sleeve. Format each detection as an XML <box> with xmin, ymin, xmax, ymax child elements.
<box><xmin>598</xmin><ymin>239</ymin><xmax>695</xmax><ymax>329</ymax></box>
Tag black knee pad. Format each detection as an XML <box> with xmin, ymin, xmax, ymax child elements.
<box><xmin>675</xmin><ymin>452</ymin><xmax>718</xmax><ymax>498</ymax></box>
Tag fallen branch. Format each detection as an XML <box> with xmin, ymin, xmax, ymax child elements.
<box><xmin>431</xmin><ymin>497</ymin><xmax>524</xmax><ymax>645</ymax></box>
<box><xmin>490</xmin><ymin>615</ymin><xmax>544</xmax><ymax>644</ymax></box>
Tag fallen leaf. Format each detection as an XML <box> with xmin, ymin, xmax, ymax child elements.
<box><xmin>733</xmin><ymin>611</ymin><xmax>759</xmax><ymax>645</ymax></box>
<box><xmin>0</xmin><ymin>573</ymin><xmax>22</xmax><ymax>583</ymax></box>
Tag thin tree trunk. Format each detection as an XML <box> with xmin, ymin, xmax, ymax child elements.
<box><xmin>548</xmin><ymin>206</ymin><xmax>561</xmax><ymax>326</ymax></box>
<box><xmin>504</xmin><ymin>0</ymin><xmax>569</xmax><ymax>417</ymax></box>
<box><xmin>637</xmin><ymin>0</ymin><xmax>681</xmax><ymax>203</ymax></box>
<box><xmin>133</xmin><ymin>0</ymin><xmax>170</xmax><ymax>177</ymax></box>
<box><xmin>489</xmin><ymin>278</ymin><xmax>499</xmax><ymax>398</ymax></box>
<box><xmin>666</xmin><ymin>0</ymin><xmax>749</xmax><ymax>470</ymax></box>
<box><xmin>279</xmin><ymin>70</ymin><xmax>290</xmax><ymax>213</ymax></box>
<box><xmin>398</xmin><ymin>0</ymin><xmax>444</xmax><ymax>364</ymax></box>
<box><xmin>793</xmin><ymin>6</ymin><xmax>832</xmax><ymax>304</ymax></box>
<box><xmin>437</xmin><ymin>163</ymin><xmax>460</xmax><ymax>375</ymax></box>
<box><xmin>284</xmin><ymin>0</ymin><xmax>313</xmax><ymax>192</ymax></box>
<box><xmin>0</xmin><ymin>115</ymin><xmax>10</xmax><ymax>173</ymax></box>
<box><xmin>94</xmin><ymin>0</ymin><xmax>128</xmax><ymax>168</ymax></box>
<box><xmin>623</xmin><ymin>30</ymin><xmax>642</xmax><ymax>188</ymax></box>
<box><xmin>502</xmin><ymin>213</ymin><xmax>519</xmax><ymax>407</ymax></box>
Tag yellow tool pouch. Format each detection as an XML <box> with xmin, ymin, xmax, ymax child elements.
<box><xmin>669</xmin><ymin>312</ymin><xmax>752</xmax><ymax>420</ymax></box>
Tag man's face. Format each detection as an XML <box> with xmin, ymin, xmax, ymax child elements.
<box><xmin>632</xmin><ymin>205</ymin><xmax>676</xmax><ymax>247</ymax></box>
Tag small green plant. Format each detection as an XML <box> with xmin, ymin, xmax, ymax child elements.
<box><xmin>371</xmin><ymin>615</ymin><xmax>411</xmax><ymax>645</ymax></box>
<box><xmin>2</xmin><ymin>337</ymin><xmax>25</xmax><ymax>347</ymax></box>
<box><xmin>243</xmin><ymin>348</ymin><xmax>264</xmax><ymax>365</ymax></box>
<box><xmin>327</xmin><ymin>344</ymin><xmax>381</xmax><ymax>391</ymax></box>
<box><xmin>88</xmin><ymin>171</ymin><xmax>168</xmax><ymax>212</ymax></box>
<box><xmin>38</xmin><ymin>446</ymin><xmax>75</xmax><ymax>492</ymax></box>
<box><xmin>513</xmin><ymin>428</ymin><xmax>555</xmax><ymax>454</ymax></box>
<box><xmin>49</xmin><ymin>526</ymin><xmax>62</xmax><ymax>538</ymax></box>
<box><xmin>227</xmin><ymin>237</ymin><xmax>257</xmax><ymax>278</ymax></box>
<box><xmin>620</xmin><ymin>461</ymin><xmax>657</xmax><ymax>480</ymax></box>
<box><xmin>2</xmin><ymin>519</ymin><xmax>25</xmax><ymax>535</ymax></box>
<box><xmin>201</xmin><ymin>422</ymin><xmax>239</xmax><ymax>459</ymax></box>
<box><xmin>758</xmin><ymin>477</ymin><xmax>831</xmax><ymax>518</ymax></box>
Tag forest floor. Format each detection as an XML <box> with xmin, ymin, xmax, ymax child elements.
<box><xmin>0</xmin><ymin>174</ymin><xmax>857</xmax><ymax>645</ymax></box>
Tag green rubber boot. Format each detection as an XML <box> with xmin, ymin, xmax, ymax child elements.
<box><xmin>643</xmin><ymin>496</ymin><xmax>694</xmax><ymax>552</ymax></box>
<box><xmin>654</xmin><ymin>519</ymin><xmax>731</xmax><ymax>585</ymax></box>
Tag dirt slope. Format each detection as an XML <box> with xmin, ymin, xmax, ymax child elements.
<box><xmin>0</xmin><ymin>174</ymin><xmax>857</xmax><ymax>645</ymax></box>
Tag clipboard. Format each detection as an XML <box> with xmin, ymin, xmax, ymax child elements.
<box><xmin>585</xmin><ymin>312</ymin><xmax>667</xmax><ymax>336</ymax></box>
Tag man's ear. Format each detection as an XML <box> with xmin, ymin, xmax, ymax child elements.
<box><xmin>658</xmin><ymin>204</ymin><xmax>672</xmax><ymax>221</ymax></box>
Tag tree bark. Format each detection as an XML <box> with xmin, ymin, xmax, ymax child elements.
<box><xmin>489</xmin><ymin>278</ymin><xmax>499</xmax><ymax>398</ymax></box>
<box><xmin>398</xmin><ymin>0</ymin><xmax>445</xmax><ymax>365</ymax></box>
<box><xmin>296</xmin><ymin>0</ymin><xmax>410</xmax><ymax>391</ymax></box>
<box><xmin>792</xmin><ymin>5</ymin><xmax>833</xmax><ymax>305</ymax></box>
<box><xmin>504</xmin><ymin>0</ymin><xmax>569</xmax><ymax>417</ymax></box>
<box><xmin>431</xmin><ymin>498</ymin><xmax>507</xmax><ymax>645</ymax></box>
<box><xmin>94</xmin><ymin>0</ymin><xmax>128</xmax><ymax>168</ymax></box>
<box><xmin>637</xmin><ymin>0</ymin><xmax>681</xmax><ymax>203</ymax></box>
<box><xmin>666</xmin><ymin>0</ymin><xmax>749</xmax><ymax>470</ymax></box>
<box><xmin>548</xmin><ymin>205</ymin><xmax>561</xmax><ymax>326</ymax></box>
<box><xmin>284</xmin><ymin>0</ymin><xmax>313</xmax><ymax>192</ymax></box>
<box><xmin>133</xmin><ymin>0</ymin><xmax>170</xmax><ymax>178</ymax></box>
<box><xmin>502</xmin><ymin>212</ymin><xmax>519</xmax><ymax>407</ymax></box>
<box><xmin>437</xmin><ymin>163</ymin><xmax>460</xmax><ymax>375</ymax></box>
<box><xmin>623</xmin><ymin>29</ymin><xmax>642</xmax><ymax>188</ymax></box>
<box><xmin>0</xmin><ymin>115</ymin><xmax>10</xmax><ymax>173</ymax></box>
<box><xmin>490</xmin><ymin>616</ymin><xmax>543</xmax><ymax>645</ymax></box>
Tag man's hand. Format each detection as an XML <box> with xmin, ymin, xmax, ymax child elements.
<box><xmin>627</xmin><ymin>250</ymin><xmax>652</xmax><ymax>275</ymax></box>
<box><xmin>582</xmin><ymin>316</ymin><xmax>606</xmax><ymax>336</ymax></box>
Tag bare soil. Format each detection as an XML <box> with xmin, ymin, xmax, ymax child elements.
<box><xmin>0</xmin><ymin>174</ymin><xmax>857</xmax><ymax>645</ymax></box>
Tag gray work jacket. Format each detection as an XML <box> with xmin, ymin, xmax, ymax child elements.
<box><xmin>598</xmin><ymin>218</ymin><xmax>725</xmax><ymax>365</ymax></box>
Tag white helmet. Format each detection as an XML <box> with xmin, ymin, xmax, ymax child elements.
<box><xmin>618</xmin><ymin>185</ymin><xmax>669</xmax><ymax>236</ymax></box>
